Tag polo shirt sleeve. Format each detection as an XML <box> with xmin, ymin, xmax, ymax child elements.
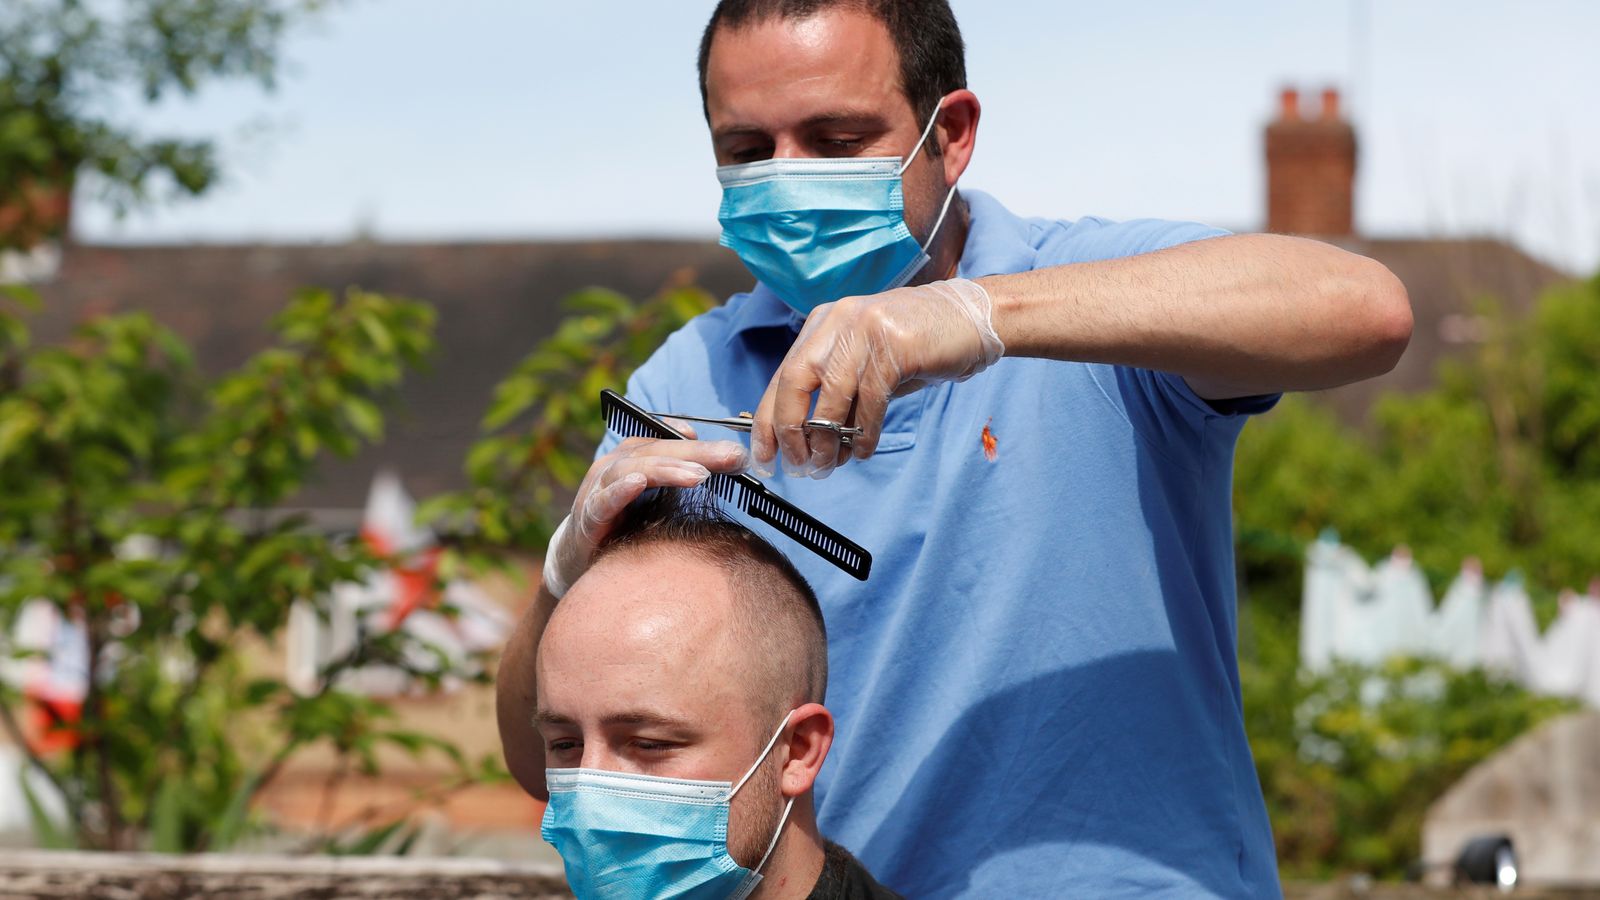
<box><xmin>1043</xmin><ymin>216</ymin><xmax>1230</xmax><ymax>262</ymax></box>
<box><xmin>1039</xmin><ymin>217</ymin><xmax>1280</xmax><ymax>456</ymax></box>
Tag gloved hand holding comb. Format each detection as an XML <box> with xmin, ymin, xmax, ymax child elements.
<box><xmin>542</xmin><ymin>431</ymin><xmax>749</xmax><ymax>599</ymax></box>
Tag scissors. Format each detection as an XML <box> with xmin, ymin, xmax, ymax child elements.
<box><xmin>648</xmin><ymin>409</ymin><xmax>864</xmax><ymax>448</ymax></box>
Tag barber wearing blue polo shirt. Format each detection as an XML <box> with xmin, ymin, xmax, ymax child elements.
<box><xmin>499</xmin><ymin>2</ymin><xmax>1411</xmax><ymax>897</ymax></box>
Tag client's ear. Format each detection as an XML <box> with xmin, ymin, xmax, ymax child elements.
<box><xmin>780</xmin><ymin>703</ymin><xmax>834</xmax><ymax>798</ymax></box>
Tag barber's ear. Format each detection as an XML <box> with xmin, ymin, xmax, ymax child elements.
<box><xmin>935</xmin><ymin>89</ymin><xmax>981</xmax><ymax>188</ymax></box>
<box><xmin>779</xmin><ymin>703</ymin><xmax>834</xmax><ymax>798</ymax></box>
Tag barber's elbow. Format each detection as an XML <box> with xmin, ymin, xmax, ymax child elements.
<box><xmin>1335</xmin><ymin>257</ymin><xmax>1412</xmax><ymax>380</ymax></box>
<box><xmin>1366</xmin><ymin>263</ymin><xmax>1413</xmax><ymax>375</ymax></box>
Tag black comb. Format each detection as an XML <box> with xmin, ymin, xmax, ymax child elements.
<box><xmin>600</xmin><ymin>389</ymin><xmax>872</xmax><ymax>581</ymax></box>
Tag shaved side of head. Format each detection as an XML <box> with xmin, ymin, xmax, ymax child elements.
<box><xmin>588</xmin><ymin>489</ymin><xmax>828</xmax><ymax>721</ymax></box>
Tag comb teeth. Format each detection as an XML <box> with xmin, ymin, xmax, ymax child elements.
<box><xmin>704</xmin><ymin>472</ymin><xmax>749</xmax><ymax>508</ymax></box>
<box><xmin>604</xmin><ymin>405</ymin><xmax>665</xmax><ymax>441</ymax></box>
<box><xmin>599</xmin><ymin>389</ymin><xmax>871</xmax><ymax>580</ymax></box>
<box><xmin>747</xmin><ymin>491</ymin><xmax>863</xmax><ymax>572</ymax></box>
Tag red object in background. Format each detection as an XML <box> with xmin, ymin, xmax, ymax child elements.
<box><xmin>361</xmin><ymin>524</ymin><xmax>444</xmax><ymax>630</ymax></box>
<box><xmin>981</xmin><ymin>418</ymin><xmax>998</xmax><ymax>462</ymax></box>
<box><xmin>26</xmin><ymin>696</ymin><xmax>83</xmax><ymax>755</ymax></box>
<box><xmin>385</xmin><ymin>546</ymin><xmax>444</xmax><ymax>630</ymax></box>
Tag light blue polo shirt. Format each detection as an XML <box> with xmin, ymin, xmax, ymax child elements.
<box><xmin>601</xmin><ymin>190</ymin><xmax>1281</xmax><ymax>898</ymax></box>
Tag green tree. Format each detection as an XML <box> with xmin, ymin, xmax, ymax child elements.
<box><xmin>1</xmin><ymin>0</ymin><xmax>325</xmax><ymax>242</ymax></box>
<box><xmin>0</xmin><ymin>284</ymin><xmax>497</xmax><ymax>852</ymax></box>
<box><xmin>1234</xmin><ymin>274</ymin><xmax>1600</xmax><ymax>877</ymax></box>
<box><xmin>0</xmin><ymin>1</ymin><xmax>505</xmax><ymax>853</ymax></box>
<box><xmin>421</xmin><ymin>279</ymin><xmax>715</xmax><ymax>569</ymax></box>
<box><xmin>1240</xmin><ymin>603</ymin><xmax>1575</xmax><ymax>879</ymax></box>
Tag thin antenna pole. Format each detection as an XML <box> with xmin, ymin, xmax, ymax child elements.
<box><xmin>1349</xmin><ymin>0</ymin><xmax>1371</xmax><ymax>132</ymax></box>
<box><xmin>1349</xmin><ymin>0</ymin><xmax>1372</xmax><ymax>235</ymax></box>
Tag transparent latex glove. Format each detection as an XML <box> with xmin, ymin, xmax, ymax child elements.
<box><xmin>750</xmin><ymin>277</ymin><xmax>1005</xmax><ymax>479</ymax></box>
<box><xmin>541</xmin><ymin>427</ymin><xmax>749</xmax><ymax>598</ymax></box>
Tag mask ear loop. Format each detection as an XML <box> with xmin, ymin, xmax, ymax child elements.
<box><xmin>897</xmin><ymin>100</ymin><xmax>947</xmax><ymax>176</ymax></box>
<box><xmin>726</xmin><ymin>709</ymin><xmax>802</xmax><ymax>884</ymax></box>
<box><xmin>895</xmin><ymin>99</ymin><xmax>960</xmax><ymax>255</ymax></box>
<box><xmin>752</xmin><ymin>796</ymin><xmax>797</xmax><ymax>875</ymax></box>
<box><xmin>729</xmin><ymin>709</ymin><xmax>797</xmax><ymax>800</ymax></box>
<box><xmin>920</xmin><ymin>183</ymin><xmax>959</xmax><ymax>255</ymax></box>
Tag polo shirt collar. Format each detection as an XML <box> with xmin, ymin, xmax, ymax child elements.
<box><xmin>956</xmin><ymin>189</ymin><xmax>1040</xmax><ymax>279</ymax></box>
<box><xmin>724</xmin><ymin>281</ymin><xmax>805</xmax><ymax>346</ymax></box>
<box><xmin>724</xmin><ymin>189</ymin><xmax>1037</xmax><ymax>346</ymax></box>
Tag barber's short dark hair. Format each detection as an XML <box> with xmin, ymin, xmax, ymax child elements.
<box><xmin>697</xmin><ymin>0</ymin><xmax>967</xmax><ymax>125</ymax></box>
<box><xmin>592</xmin><ymin>488</ymin><xmax>828</xmax><ymax>710</ymax></box>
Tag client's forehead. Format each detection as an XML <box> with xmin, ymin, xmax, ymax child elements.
<box><xmin>537</xmin><ymin>547</ymin><xmax>751</xmax><ymax>725</ymax></box>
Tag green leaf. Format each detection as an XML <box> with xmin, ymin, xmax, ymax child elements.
<box><xmin>357</xmin><ymin>310</ymin><xmax>395</xmax><ymax>354</ymax></box>
<box><xmin>340</xmin><ymin>818</ymin><xmax>408</xmax><ymax>856</ymax></box>
<box><xmin>482</xmin><ymin>377</ymin><xmax>537</xmax><ymax>431</ymax></box>
<box><xmin>391</xmin><ymin>822</ymin><xmax>424</xmax><ymax>856</ymax></box>
<box><xmin>0</xmin><ymin>283</ymin><xmax>42</xmax><ymax>309</ymax></box>
<box><xmin>21</xmin><ymin>773</ymin><xmax>73</xmax><ymax>850</ymax></box>
<box><xmin>150</xmin><ymin>775</ymin><xmax>186</xmax><ymax>853</ymax></box>
<box><xmin>340</xmin><ymin>396</ymin><xmax>384</xmax><ymax>443</ymax></box>
<box><xmin>210</xmin><ymin>769</ymin><xmax>265</xmax><ymax>851</ymax></box>
<box><xmin>0</xmin><ymin>402</ymin><xmax>42</xmax><ymax>464</ymax></box>
<box><xmin>562</xmin><ymin>287</ymin><xmax>633</xmax><ymax>318</ymax></box>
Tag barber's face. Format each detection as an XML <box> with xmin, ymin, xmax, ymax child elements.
<box><xmin>704</xmin><ymin>8</ymin><xmax>950</xmax><ymax>245</ymax></box>
<box><xmin>535</xmin><ymin>550</ymin><xmax>785</xmax><ymax>865</ymax></box>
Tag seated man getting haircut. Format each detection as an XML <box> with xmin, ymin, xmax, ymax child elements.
<box><xmin>531</xmin><ymin>489</ymin><xmax>899</xmax><ymax>900</ymax></box>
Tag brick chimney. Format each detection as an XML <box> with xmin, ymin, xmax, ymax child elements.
<box><xmin>1265</xmin><ymin>86</ymin><xmax>1356</xmax><ymax>236</ymax></box>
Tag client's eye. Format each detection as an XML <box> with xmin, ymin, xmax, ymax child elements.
<box><xmin>631</xmin><ymin>739</ymin><xmax>676</xmax><ymax>754</ymax></box>
<box><xmin>547</xmin><ymin>739</ymin><xmax>580</xmax><ymax>755</ymax></box>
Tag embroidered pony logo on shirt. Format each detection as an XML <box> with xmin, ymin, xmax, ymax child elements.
<box><xmin>981</xmin><ymin>417</ymin><xmax>998</xmax><ymax>462</ymax></box>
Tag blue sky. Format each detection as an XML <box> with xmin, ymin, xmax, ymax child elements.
<box><xmin>76</xmin><ymin>0</ymin><xmax>1600</xmax><ymax>274</ymax></box>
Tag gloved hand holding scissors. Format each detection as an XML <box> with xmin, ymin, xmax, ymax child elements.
<box><xmin>750</xmin><ymin>277</ymin><xmax>1005</xmax><ymax>479</ymax></box>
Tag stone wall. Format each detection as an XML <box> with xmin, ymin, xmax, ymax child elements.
<box><xmin>0</xmin><ymin>851</ymin><xmax>572</xmax><ymax>899</ymax></box>
<box><xmin>1284</xmin><ymin>883</ymin><xmax>1600</xmax><ymax>899</ymax></box>
<box><xmin>6</xmin><ymin>852</ymin><xmax>1600</xmax><ymax>898</ymax></box>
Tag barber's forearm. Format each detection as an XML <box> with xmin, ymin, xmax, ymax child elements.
<box><xmin>495</xmin><ymin>581</ymin><xmax>561</xmax><ymax>802</ymax></box>
<box><xmin>977</xmin><ymin>233</ymin><xmax>1412</xmax><ymax>399</ymax></box>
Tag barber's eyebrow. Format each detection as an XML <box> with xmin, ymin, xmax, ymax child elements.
<box><xmin>713</xmin><ymin>111</ymin><xmax>890</xmax><ymax>140</ymax></box>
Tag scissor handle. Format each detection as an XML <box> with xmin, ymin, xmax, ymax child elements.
<box><xmin>774</xmin><ymin>413</ymin><xmax>863</xmax><ymax>445</ymax></box>
<box><xmin>803</xmin><ymin>418</ymin><xmax>864</xmax><ymax>442</ymax></box>
<box><xmin>651</xmin><ymin>410</ymin><xmax>860</xmax><ymax>446</ymax></box>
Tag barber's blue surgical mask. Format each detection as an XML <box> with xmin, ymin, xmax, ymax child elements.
<box><xmin>716</xmin><ymin>102</ymin><xmax>959</xmax><ymax>315</ymax></box>
<box><xmin>542</xmin><ymin>711</ymin><xmax>798</xmax><ymax>900</ymax></box>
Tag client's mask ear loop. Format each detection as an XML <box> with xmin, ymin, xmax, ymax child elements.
<box><xmin>897</xmin><ymin>99</ymin><xmax>960</xmax><ymax>256</ymax></box>
<box><xmin>727</xmin><ymin>709</ymin><xmax>801</xmax><ymax>877</ymax></box>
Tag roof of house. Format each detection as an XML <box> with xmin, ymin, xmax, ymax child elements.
<box><xmin>31</xmin><ymin>239</ymin><xmax>756</xmax><ymax>510</ymax></box>
<box><xmin>28</xmin><ymin>234</ymin><xmax>1575</xmax><ymax>509</ymax></box>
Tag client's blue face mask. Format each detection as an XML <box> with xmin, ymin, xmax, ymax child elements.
<box><xmin>716</xmin><ymin>101</ymin><xmax>959</xmax><ymax>315</ymax></box>
<box><xmin>541</xmin><ymin>711</ymin><xmax>797</xmax><ymax>900</ymax></box>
